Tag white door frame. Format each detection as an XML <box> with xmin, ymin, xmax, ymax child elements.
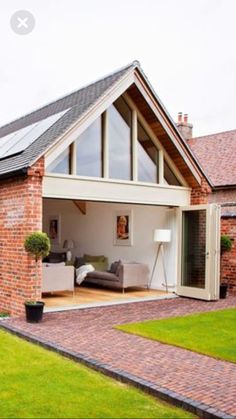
<box><xmin>177</xmin><ymin>204</ymin><xmax>220</xmax><ymax>300</ymax></box>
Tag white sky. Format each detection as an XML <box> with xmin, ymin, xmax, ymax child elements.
<box><xmin>0</xmin><ymin>0</ymin><xmax>235</xmax><ymax>136</ymax></box>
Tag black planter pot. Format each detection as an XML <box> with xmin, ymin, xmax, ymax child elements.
<box><xmin>25</xmin><ymin>301</ymin><xmax>45</xmax><ymax>323</ymax></box>
<box><xmin>220</xmin><ymin>284</ymin><xmax>228</xmax><ymax>299</ymax></box>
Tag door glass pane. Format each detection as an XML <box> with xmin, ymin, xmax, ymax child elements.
<box><xmin>181</xmin><ymin>210</ymin><xmax>206</xmax><ymax>288</ymax></box>
<box><xmin>76</xmin><ymin>117</ymin><xmax>102</xmax><ymax>177</ymax></box>
<box><xmin>138</xmin><ymin>122</ymin><xmax>159</xmax><ymax>183</ymax></box>
<box><xmin>108</xmin><ymin>97</ymin><xmax>131</xmax><ymax>180</ymax></box>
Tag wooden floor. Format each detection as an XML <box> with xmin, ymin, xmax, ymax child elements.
<box><xmin>42</xmin><ymin>285</ymin><xmax>169</xmax><ymax>308</ymax></box>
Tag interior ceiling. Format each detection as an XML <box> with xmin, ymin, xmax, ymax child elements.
<box><xmin>127</xmin><ymin>84</ymin><xmax>199</xmax><ymax>188</ymax></box>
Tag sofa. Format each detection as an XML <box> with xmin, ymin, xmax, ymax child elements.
<box><xmin>82</xmin><ymin>260</ymin><xmax>150</xmax><ymax>292</ymax></box>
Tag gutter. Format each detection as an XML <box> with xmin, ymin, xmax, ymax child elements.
<box><xmin>0</xmin><ymin>167</ymin><xmax>28</xmax><ymax>181</ymax></box>
<box><xmin>212</xmin><ymin>184</ymin><xmax>236</xmax><ymax>191</ymax></box>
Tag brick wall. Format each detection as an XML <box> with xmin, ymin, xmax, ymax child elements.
<box><xmin>0</xmin><ymin>158</ymin><xmax>44</xmax><ymax>316</ymax></box>
<box><xmin>191</xmin><ymin>177</ymin><xmax>212</xmax><ymax>205</ymax></box>
<box><xmin>221</xmin><ymin>217</ymin><xmax>236</xmax><ymax>292</ymax></box>
<box><xmin>191</xmin><ymin>178</ymin><xmax>236</xmax><ymax>291</ymax></box>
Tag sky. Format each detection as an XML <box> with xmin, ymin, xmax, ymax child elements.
<box><xmin>0</xmin><ymin>0</ymin><xmax>235</xmax><ymax>137</ymax></box>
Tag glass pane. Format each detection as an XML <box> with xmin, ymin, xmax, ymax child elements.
<box><xmin>0</xmin><ymin>110</ymin><xmax>68</xmax><ymax>159</ymax></box>
<box><xmin>47</xmin><ymin>147</ymin><xmax>70</xmax><ymax>174</ymax></box>
<box><xmin>76</xmin><ymin>117</ymin><xmax>102</xmax><ymax>177</ymax></box>
<box><xmin>164</xmin><ymin>160</ymin><xmax>181</xmax><ymax>186</ymax></box>
<box><xmin>108</xmin><ymin>97</ymin><xmax>131</xmax><ymax>180</ymax></box>
<box><xmin>181</xmin><ymin>210</ymin><xmax>206</xmax><ymax>288</ymax></box>
<box><xmin>138</xmin><ymin>122</ymin><xmax>158</xmax><ymax>183</ymax></box>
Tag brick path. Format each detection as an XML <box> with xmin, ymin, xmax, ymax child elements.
<box><xmin>2</xmin><ymin>296</ymin><xmax>236</xmax><ymax>418</ymax></box>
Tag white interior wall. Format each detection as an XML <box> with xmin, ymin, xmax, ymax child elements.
<box><xmin>43</xmin><ymin>199</ymin><xmax>178</xmax><ymax>290</ymax></box>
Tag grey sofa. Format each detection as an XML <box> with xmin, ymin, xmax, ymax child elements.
<box><xmin>84</xmin><ymin>261</ymin><xmax>150</xmax><ymax>292</ymax></box>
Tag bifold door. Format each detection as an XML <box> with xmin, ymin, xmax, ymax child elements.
<box><xmin>177</xmin><ymin>204</ymin><xmax>220</xmax><ymax>300</ymax></box>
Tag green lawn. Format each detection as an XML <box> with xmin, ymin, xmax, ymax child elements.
<box><xmin>117</xmin><ymin>308</ymin><xmax>236</xmax><ymax>363</ymax></box>
<box><xmin>0</xmin><ymin>329</ymin><xmax>194</xmax><ymax>419</ymax></box>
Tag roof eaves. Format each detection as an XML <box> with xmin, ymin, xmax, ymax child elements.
<box><xmin>212</xmin><ymin>184</ymin><xmax>236</xmax><ymax>190</ymax></box>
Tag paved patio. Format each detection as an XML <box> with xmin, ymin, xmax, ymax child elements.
<box><xmin>2</xmin><ymin>296</ymin><xmax>236</xmax><ymax>418</ymax></box>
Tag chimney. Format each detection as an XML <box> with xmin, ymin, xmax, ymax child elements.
<box><xmin>176</xmin><ymin>112</ymin><xmax>193</xmax><ymax>140</ymax></box>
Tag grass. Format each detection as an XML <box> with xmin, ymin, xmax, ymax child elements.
<box><xmin>0</xmin><ymin>329</ymin><xmax>195</xmax><ymax>418</ymax></box>
<box><xmin>0</xmin><ymin>313</ymin><xmax>9</xmax><ymax>318</ymax></box>
<box><xmin>117</xmin><ymin>308</ymin><xmax>236</xmax><ymax>363</ymax></box>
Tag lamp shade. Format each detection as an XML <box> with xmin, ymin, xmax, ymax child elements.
<box><xmin>63</xmin><ymin>239</ymin><xmax>74</xmax><ymax>249</ymax></box>
<box><xmin>153</xmin><ymin>229</ymin><xmax>171</xmax><ymax>243</ymax></box>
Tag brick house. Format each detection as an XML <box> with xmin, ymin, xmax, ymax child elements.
<box><xmin>177</xmin><ymin>115</ymin><xmax>236</xmax><ymax>291</ymax></box>
<box><xmin>0</xmin><ymin>62</ymin><xmax>221</xmax><ymax>316</ymax></box>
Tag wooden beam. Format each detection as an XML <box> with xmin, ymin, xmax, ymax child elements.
<box><xmin>73</xmin><ymin>200</ymin><xmax>86</xmax><ymax>214</ymax></box>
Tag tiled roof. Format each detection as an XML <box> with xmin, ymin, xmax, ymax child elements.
<box><xmin>188</xmin><ymin>129</ymin><xmax>236</xmax><ymax>187</ymax></box>
<box><xmin>0</xmin><ymin>62</ymin><xmax>135</xmax><ymax>178</ymax></box>
<box><xmin>221</xmin><ymin>205</ymin><xmax>236</xmax><ymax>217</ymax></box>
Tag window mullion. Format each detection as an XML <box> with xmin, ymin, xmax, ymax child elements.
<box><xmin>102</xmin><ymin>111</ymin><xmax>109</xmax><ymax>178</ymax></box>
<box><xmin>132</xmin><ymin>109</ymin><xmax>138</xmax><ymax>181</ymax></box>
<box><xmin>159</xmin><ymin>149</ymin><xmax>164</xmax><ymax>184</ymax></box>
<box><xmin>70</xmin><ymin>142</ymin><xmax>76</xmax><ymax>175</ymax></box>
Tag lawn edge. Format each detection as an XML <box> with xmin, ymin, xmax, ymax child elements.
<box><xmin>116</xmin><ymin>325</ymin><xmax>236</xmax><ymax>364</ymax></box>
<box><xmin>116</xmin><ymin>308</ymin><xmax>236</xmax><ymax>364</ymax></box>
<box><xmin>1</xmin><ymin>322</ymin><xmax>233</xmax><ymax>419</ymax></box>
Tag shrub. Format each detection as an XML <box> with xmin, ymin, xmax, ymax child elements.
<box><xmin>24</xmin><ymin>231</ymin><xmax>50</xmax><ymax>262</ymax></box>
<box><xmin>221</xmin><ymin>235</ymin><xmax>232</xmax><ymax>255</ymax></box>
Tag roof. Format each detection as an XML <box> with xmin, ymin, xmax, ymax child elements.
<box><xmin>0</xmin><ymin>60</ymin><xmax>206</xmax><ymax>187</ymax></box>
<box><xmin>0</xmin><ymin>62</ymin><xmax>135</xmax><ymax>178</ymax></box>
<box><xmin>188</xmin><ymin>129</ymin><xmax>236</xmax><ymax>188</ymax></box>
<box><xmin>221</xmin><ymin>205</ymin><xmax>236</xmax><ymax>218</ymax></box>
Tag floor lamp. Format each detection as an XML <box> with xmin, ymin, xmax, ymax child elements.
<box><xmin>149</xmin><ymin>229</ymin><xmax>171</xmax><ymax>292</ymax></box>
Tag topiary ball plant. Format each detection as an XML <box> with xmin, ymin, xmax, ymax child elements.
<box><xmin>24</xmin><ymin>232</ymin><xmax>50</xmax><ymax>303</ymax></box>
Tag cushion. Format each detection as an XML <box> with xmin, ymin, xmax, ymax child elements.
<box><xmin>44</xmin><ymin>252</ymin><xmax>66</xmax><ymax>263</ymax></box>
<box><xmin>74</xmin><ymin>257</ymin><xmax>86</xmax><ymax>269</ymax></box>
<box><xmin>83</xmin><ymin>254</ymin><xmax>108</xmax><ymax>271</ymax></box>
<box><xmin>115</xmin><ymin>260</ymin><xmax>122</xmax><ymax>275</ymax></box>
<box><xmin>90</xmin><ymin>261</ymin><xmax>108</xmax><ymax>272</ymax></box>
<box><xmin>109</xmin><ymin>261</ymin><xmax>119</xmax><ymax>274</ymax></box>
<box><xmin>84</xmin><ymin>254</ymin><xmax>106</xmax><ymax>262</ymax></box>
<box><xmin>43</xmin><ymin>262</ymin><xmax>66</xmax><ymax>267</ymax></box>
<box><xmin>86</xmin><ymin>271</ymin><xmax>119</xmax><ymax>282</ymax></box>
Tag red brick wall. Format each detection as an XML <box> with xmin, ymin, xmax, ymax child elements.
<box><xmin>221</xmin><ymin>218</ymin><xmax>236</xmax><ymax>292</ymax></box>
<box><xmin>191</xmin><ymin>177</ymin><xmax>236</xmax><ymax>291</ymax></box>
<box><xmin>191</xmin><ymin>177</ymin><xmax>212</xmax><ymax>204</ymax></box>
<box><xmin>0</xmin><ymin>158</ymin><xmax>44</xmax><ymax>316</ymax></box>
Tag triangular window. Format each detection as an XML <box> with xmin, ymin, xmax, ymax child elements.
<box><xmin>108</xmin><ymin>97</ymin><xmax>132</xmax><ymax>180</ymax></box>
<box><xmin>47</xmin><ymin>147</ymin><xmax>70</xmax><ymax>174</ymax></box>
<box><xmin>138</xmin><ymin>122</ymin><xmax>159</xmax><ymax>183</ymax></box>
<box><xmin>76</xmin><ymin>117</ymin><xmax>102</xmax><ymax>177</ymax></box>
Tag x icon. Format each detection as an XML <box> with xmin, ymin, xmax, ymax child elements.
<box><xmin>10</xmin><ymin>10</ymin><xmax>35</xmax><ymax>35</ymax></box>
<box><xmin>17</xmin><ymin>17</ymin><xmax>28</xmax><ymax>28</ymax></box>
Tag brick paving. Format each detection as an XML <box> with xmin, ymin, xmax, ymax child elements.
<box><xmin>2</xmin><ymin>296</ymin><xmax>236</xmax><ymax>418</ymax></box>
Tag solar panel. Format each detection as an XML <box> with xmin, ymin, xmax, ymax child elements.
<box><xmin>0</xmin><ymin>109</ymin><xmax>69</xmax><ymax>159</ymax></box>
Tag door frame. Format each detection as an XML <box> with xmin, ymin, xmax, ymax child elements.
<box><xmin>177</xmin><ymin>204</ymin><xmax>220</xmax><ymax>300</ymax></box>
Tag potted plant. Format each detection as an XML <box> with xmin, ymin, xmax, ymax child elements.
<box><xmin>220</xmin><ymin>234</ymin><xmax>232</xmax><ymax>299</ymax></box>
<box><xmin>24</xmin><ymin>231</ymin><xmax>50</xmax><ymax>323</ymax></box>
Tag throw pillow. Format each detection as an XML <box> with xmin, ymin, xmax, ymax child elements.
<box><xmin>110</xmin><ymin>261</ymin><xmax>119</xmax><ymax>274</ymax></box>
<box><xmin>74</xmin><ymin>257</ymin><xmax>86</xmax><ymax>269</ymax></box>
<box><xmin>115</xmin><ymin>260</ymin><xmax>122</xmax><ymax>276</ymax></box>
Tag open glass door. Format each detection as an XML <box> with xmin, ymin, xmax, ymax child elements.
<box><xmin>177</xmin><ymin>204</ymin><xmax>220</xmax><ymax>300</ymax></box>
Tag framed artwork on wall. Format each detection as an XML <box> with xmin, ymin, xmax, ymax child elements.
<box><xmin>48</xmin><ymin>215</ymin><xmax>61</xmax><ymax>244</ymax></box>
<box><xmin>114</xmin><ymin>210</ymin><xmax>133</xmax><ymax>246</ymax></box>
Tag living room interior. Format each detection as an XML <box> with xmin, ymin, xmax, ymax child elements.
<box><xmin>42</xmin><ymin>198</ymin><xmax>178</xmax><ymax>309</ymax></box>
